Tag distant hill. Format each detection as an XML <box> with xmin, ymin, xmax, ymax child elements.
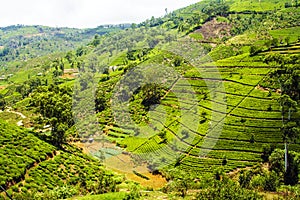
<box><xmin>0</xmin><ymin>24</ymin><xmax>130</xmax><ymax>66</ymax></box>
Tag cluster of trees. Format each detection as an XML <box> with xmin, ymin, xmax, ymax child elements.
<box><xmin>163</xmin><ymin>168</ymin><xmax>263</xmax><ymax>199</ymax></box>
<box><xmin>250</xmin><ymin>36</ymin><xmax>293</xmax><ymax>56</ymax></box>
<box><xmin>0</xmin><ymin>25</ymin><xmax>122</xmax><ymax>65</ymax></box>
<box><xmin>202</xmin><ymin>1</ymin><xmax>229</xmax><ymax>18</ymax></box>
<box><xmin>263</xmin><ymin>53</ymin><xmax>300</xmax><ymax>187</ymax></box>
<box><xmin>128</xmin><ymin>83</ymin><xmax>166</xmax><ymax>124</ymax></box>
<box><xmin>29</xmin><ymin>84</ymin><xmax>74</xmax><ymax>147</ymax></box>
<box><xmin>285</xmin><ymin>0</ymin><xmax>299</xmax><ymax>8</ymax></box>
<box><xmin>240</xmin><ymin>149</ymin><xmax>300</xmax><ymax>192</ymax></box>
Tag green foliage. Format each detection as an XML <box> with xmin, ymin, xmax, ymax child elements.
<box><xmin>0</xmin><ymin>120</ymin><xmax>56</xmax><ymax>190</ymax></box>
<box><xmin>196</xmin><ymin>178</ymin><xmax>263</xmax><ymax>200</ymax></box>
<box><xmin>0</xmin><ymin>2</ymin><xmax>300</xmax><ymax>199</ymax></box>
<box><xmin>0</xmin><ymin>25</ymin><xmax>122</xmax><ymax>65</ymax></box>
<box><xmin>269</xmin><ymin>149</ymin><xmax>300</xmax><ymax>186</ymax></box>
<box><xmin>189</xmin><ymin>32</ymin><xmax>204</xmax><ymax>40</ymax></box>
<box><xmin>261</xmin><ymin>144</ymin><xmax>276</xmax><ymax>162</ymax></box>
<box><xmin>209</xmin><ymin>45</ymin><xmax>239</xmax><ymax>61</ymax></box>
<box><xmin>263</xmin><ymin>171</ymin><xmax>280</xmax><ymax>192</ymax></box>
<box><xmin>46</xmin><ymin>185</ymin><xmax>79</xmax><ymax>199</ymax></box>
<box><xmin>250</xmin><ymin>45</ymin><xmax>262</xmax><ymax>56</ymax></box>
<box><xmin>163</xmin><ymin>168</ymin><xmax>195</xmax><ymax>198</ymax></box>
<box><xmin>230</xmin><ymin>0</ymin><xmax>287</xmax><ymax>12</ymax></box>
<box><xmin>202</xmin><ymin>1</ymin><xmax>229</xmax><ymax>17</ymax></box>
<box><xmin>132</xmin><ymin>170</ymin><xmax>150</xmax><ymax>180</ymax></box>
<box><xmin>123</xmin><ymin>183</ymin><xmax>141</xmax><ymax>200</ymax></box>
<box><xmin>128</xmin><ymin>83</ymin><xmax>166</xmax><ymax>124</ymax></box>
<box><xmin>29</xmin><ymin>84</ymin><xmax>74</xmax><ymax>146</ymax></box>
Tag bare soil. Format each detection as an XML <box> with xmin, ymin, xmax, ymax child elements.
<box><xmin>195</xmin><ymin>18</ymin><xmax>232</xmax><ymax>40</ymax></box>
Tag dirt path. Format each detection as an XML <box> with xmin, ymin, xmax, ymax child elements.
<box><xmin>6</xmin><ymin>107</ymin><xmax>26</xmax><ymax>119</ymax></box>
<box><xmin>5</xmin><ymin>107</ymin><xmax>26</xmax><ymax>126</ymax></box>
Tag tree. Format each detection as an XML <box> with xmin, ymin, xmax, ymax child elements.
<box><xmin>139</xmin><ymin>83</ymin><xmax>164</xmax><ymax>109</ymax></box>
<box><xmin>0</xmin><ymin>94</ymin><xmax>6</xmax><ymax>110</ymax></box>
<box><xmin>264</xmin><ymin>40</ymin><xmax>272</xmax><ymax>51</ymax></box>
<box><xmin>95</xmin><ymin>87</ymin><xmax>107</xmax><ymax>112</ymax></box>
<box><xmin>59</xmin><ymin>59</ymin><xmax>65</xmax><ymax>73</ymax></box>
<box><xmin>147</xmin><ymin>38</ymin><xmax>160</xmax><ymax>49</ymax></box>
<box><xmin>202</xmin><ymin>1</ymin><xmax>229</xmax><ymax>18</ymax></box>
<box><xmin>164</xmin><ymin>168</ymin><xmax>193</xmax><ymax>197</ymax></box>
<box><xmin>250</xmin><ymin>45</ymin><xmax>261</xmax><ymax>56</ymax></box>
<box><xmin>91</xmin><ymin>34</ymin><xmax>101</xmax><ymax>47</ymax></box>
<box><xmin>269</xmin><ymin>149</ymin><xmax>300</xmax><ymax>185</ymax></box>
<box><xmin>30</xmin><ymin>85</ymin><xmax>74</xmax><ymax>147</ymax></box>
<box><xmin>198</xmin><ymin>177</ymin><xmax>263</xmax><ymax>199</ymax></box>
<box><xmin>271</xmin><ymin>38</ymin><xmax>279</xmax><ymax>47</ymax></box>
<box><xmin>265</xmin><ymin>54</ymin><xmax>300</xmax><ymax>183</ymax></box>
<box><xmin>285</xmin><ymin>36</ymin><xmax>291</xmax><ymax>46</ymax></box>
<box><xmin>278</xmin><ymin>95</ymin><xmax>297</xmax><ymax>125</ymax></box>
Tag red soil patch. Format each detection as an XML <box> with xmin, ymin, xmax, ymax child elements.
<box><xmin>195</xmin><ymin>18</ymin><xmax>232</xmax><ymax>40</ymax></box>
<box><xmin>0</xmin><ymin>85</ymin><xmax>6</xmax><ymax>90</ymax></box>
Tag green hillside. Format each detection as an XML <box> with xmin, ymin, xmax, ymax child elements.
<box><xmin>0</xmin><ymin>119</ymin><xmax>125</xmax><ymax>199</ymax></box>
<box><xmin>0</xmin><ymin>24</ymin><xmax>128</xmax><ymax>66</ymax></box>
<box><xmin>1</xmin><ymin>0</ymin><xmax>300</xmax><ymax>199</ymax></box>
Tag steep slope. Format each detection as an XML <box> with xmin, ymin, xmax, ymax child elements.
<box><xmin>0</xmin><ymin>120</ymin><xmax>122</xmax><ymax>199</ymax></box>
<box><xmin>0</xmin><ymin>1</ymin><xmax>299</xmax><ymax>197</ymax></box>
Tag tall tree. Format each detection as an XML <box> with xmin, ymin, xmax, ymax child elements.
<box><xmin>265</xmin><ymin>53</ymin><xmax>300</xmax><ymax>182</ymax></box>
<box><xmin>30</xmin><ymin>85</ymin><xmax>74</xmax><ymax>147</ymax></box>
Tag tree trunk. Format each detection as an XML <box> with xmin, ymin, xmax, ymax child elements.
<box><xmin>285</xmin><ymin>141</ymin><xmax>288</xmax><ymax>172</ymax></box>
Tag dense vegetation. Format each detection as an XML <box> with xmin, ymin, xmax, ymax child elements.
<box><xmin>0</xmin><ymin>24</ymin><xmax>129</xmax><ymax>65</ymax></box>
<box><xmin>0</xmin><ymin>120</ymin><xmax>123</xmax><ymax>200</ymax></box>
<box><xmin>1</xmin><ymin>0</ymin><xmax>300</xmax><ymax>199</ymax></box>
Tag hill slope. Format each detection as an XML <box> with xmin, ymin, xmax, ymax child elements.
<box><xmin>0</xmin><ymin>24</ymin><xmax>129</xmax><ymax>66</ymax></box>
<box><xmin>0</xmin><ymin>0</ymin><xmax>300</xmax><ymax>199</ymax></box>
<box><xmin>0</xmin><ymin>120</ymin><xmax>122</xmax><ymax>199</ymax></box>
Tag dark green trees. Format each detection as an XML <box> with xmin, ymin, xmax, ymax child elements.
<box><xmin>30</xmin><ymin>84</ymin><xmax>74</xmax><ymax>147</ymax></box>
<box><xmin>269</xmin><ymin>149</ymin><xmax>300</xmax><ymax>185</ymax></box>
<box><xmin>138</xmin><ymin>83</ymin><xmax>165</xmax><ymax>109</ymax></box>
<box><xmin>264</xmin><ymin>53</ymin><xmax>300</xmax><ymax>185</ymax></box>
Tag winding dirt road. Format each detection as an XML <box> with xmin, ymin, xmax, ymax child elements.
<box><xmin>2</xmin><ymin>107</ymin><xmax>27</xmax><ymax>126</ymax></box>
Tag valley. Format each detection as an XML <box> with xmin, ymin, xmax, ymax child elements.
<box><xmin>1</xmin><ymin>0</ymin><xmax>300</xmax><ymax>199</ymax></box>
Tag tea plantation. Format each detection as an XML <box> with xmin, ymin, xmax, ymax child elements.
<box><xmin>0</xmin><ymin>120</ymin><xmax>122</xmax><ymax>199</ymax></box>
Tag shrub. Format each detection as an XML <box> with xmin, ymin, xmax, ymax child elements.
<box><xmin>240</xmin><ymin>118</ymin><xmax>247</xmax><ymax>123</ymax></box>
<box><xmin>196</xmin><ymin>179</ymin><xmax>263</xmax><ymax>200</ymax></box>
<box><xmin>133</xmin><ymin>170</ymin><xmax>150</xmax><ymax>180</ymax></box>
<box><xmin>263</xmin><ymin>171</ymin><xmax>279</xmax><ymax>192</ymax></box>
<box><xmin>173</xmin><ymin>57</ymin><xmax>183</xmax><ymax>67</ymax></box>
<box><xmin>261</xmin><ymin>144</ymin><xmax>275</xmax><ymax>162</ymax></box>
<box><xmin>267</xmin><ymin>104</ymin><xmax>272</xmax><ymax>111</ymax></box>
<box><xmin>124</xmin><ymin>183</ymin><xmax>141</xmax><ymax>200</ymax></box>
<box><xmin>250</xmin><ymin>134</ymin><xmax>255</xmax><ymax>143</ymax></box>
<box><xmin>52</xmin><ymin>185</ymin><xmax>78</xmax><ymax>199</ymax></box>
<box><xmin>250</xmin><ymin>174</ymin><xmax>265</xmax><ymax>190</ymax></box>
<box><xmin>222</xmin><ymin>156</ymin><xmax>227</xmax><ymax>166</ymax></box>
<box><xmin>239</xmin><ymin>170</ymin><xmax>252</xmax><ymax>189</ymax></box>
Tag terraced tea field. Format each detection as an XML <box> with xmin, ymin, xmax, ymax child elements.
<box><xmin>94</xmin><ymin>49</ymin><xmax>300</xmax><ymax>175</ymax></box>
<box><xmin>0</xmin><ymin>120</ymin><xmax>120</xmax><ymax>199</ymax></box>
